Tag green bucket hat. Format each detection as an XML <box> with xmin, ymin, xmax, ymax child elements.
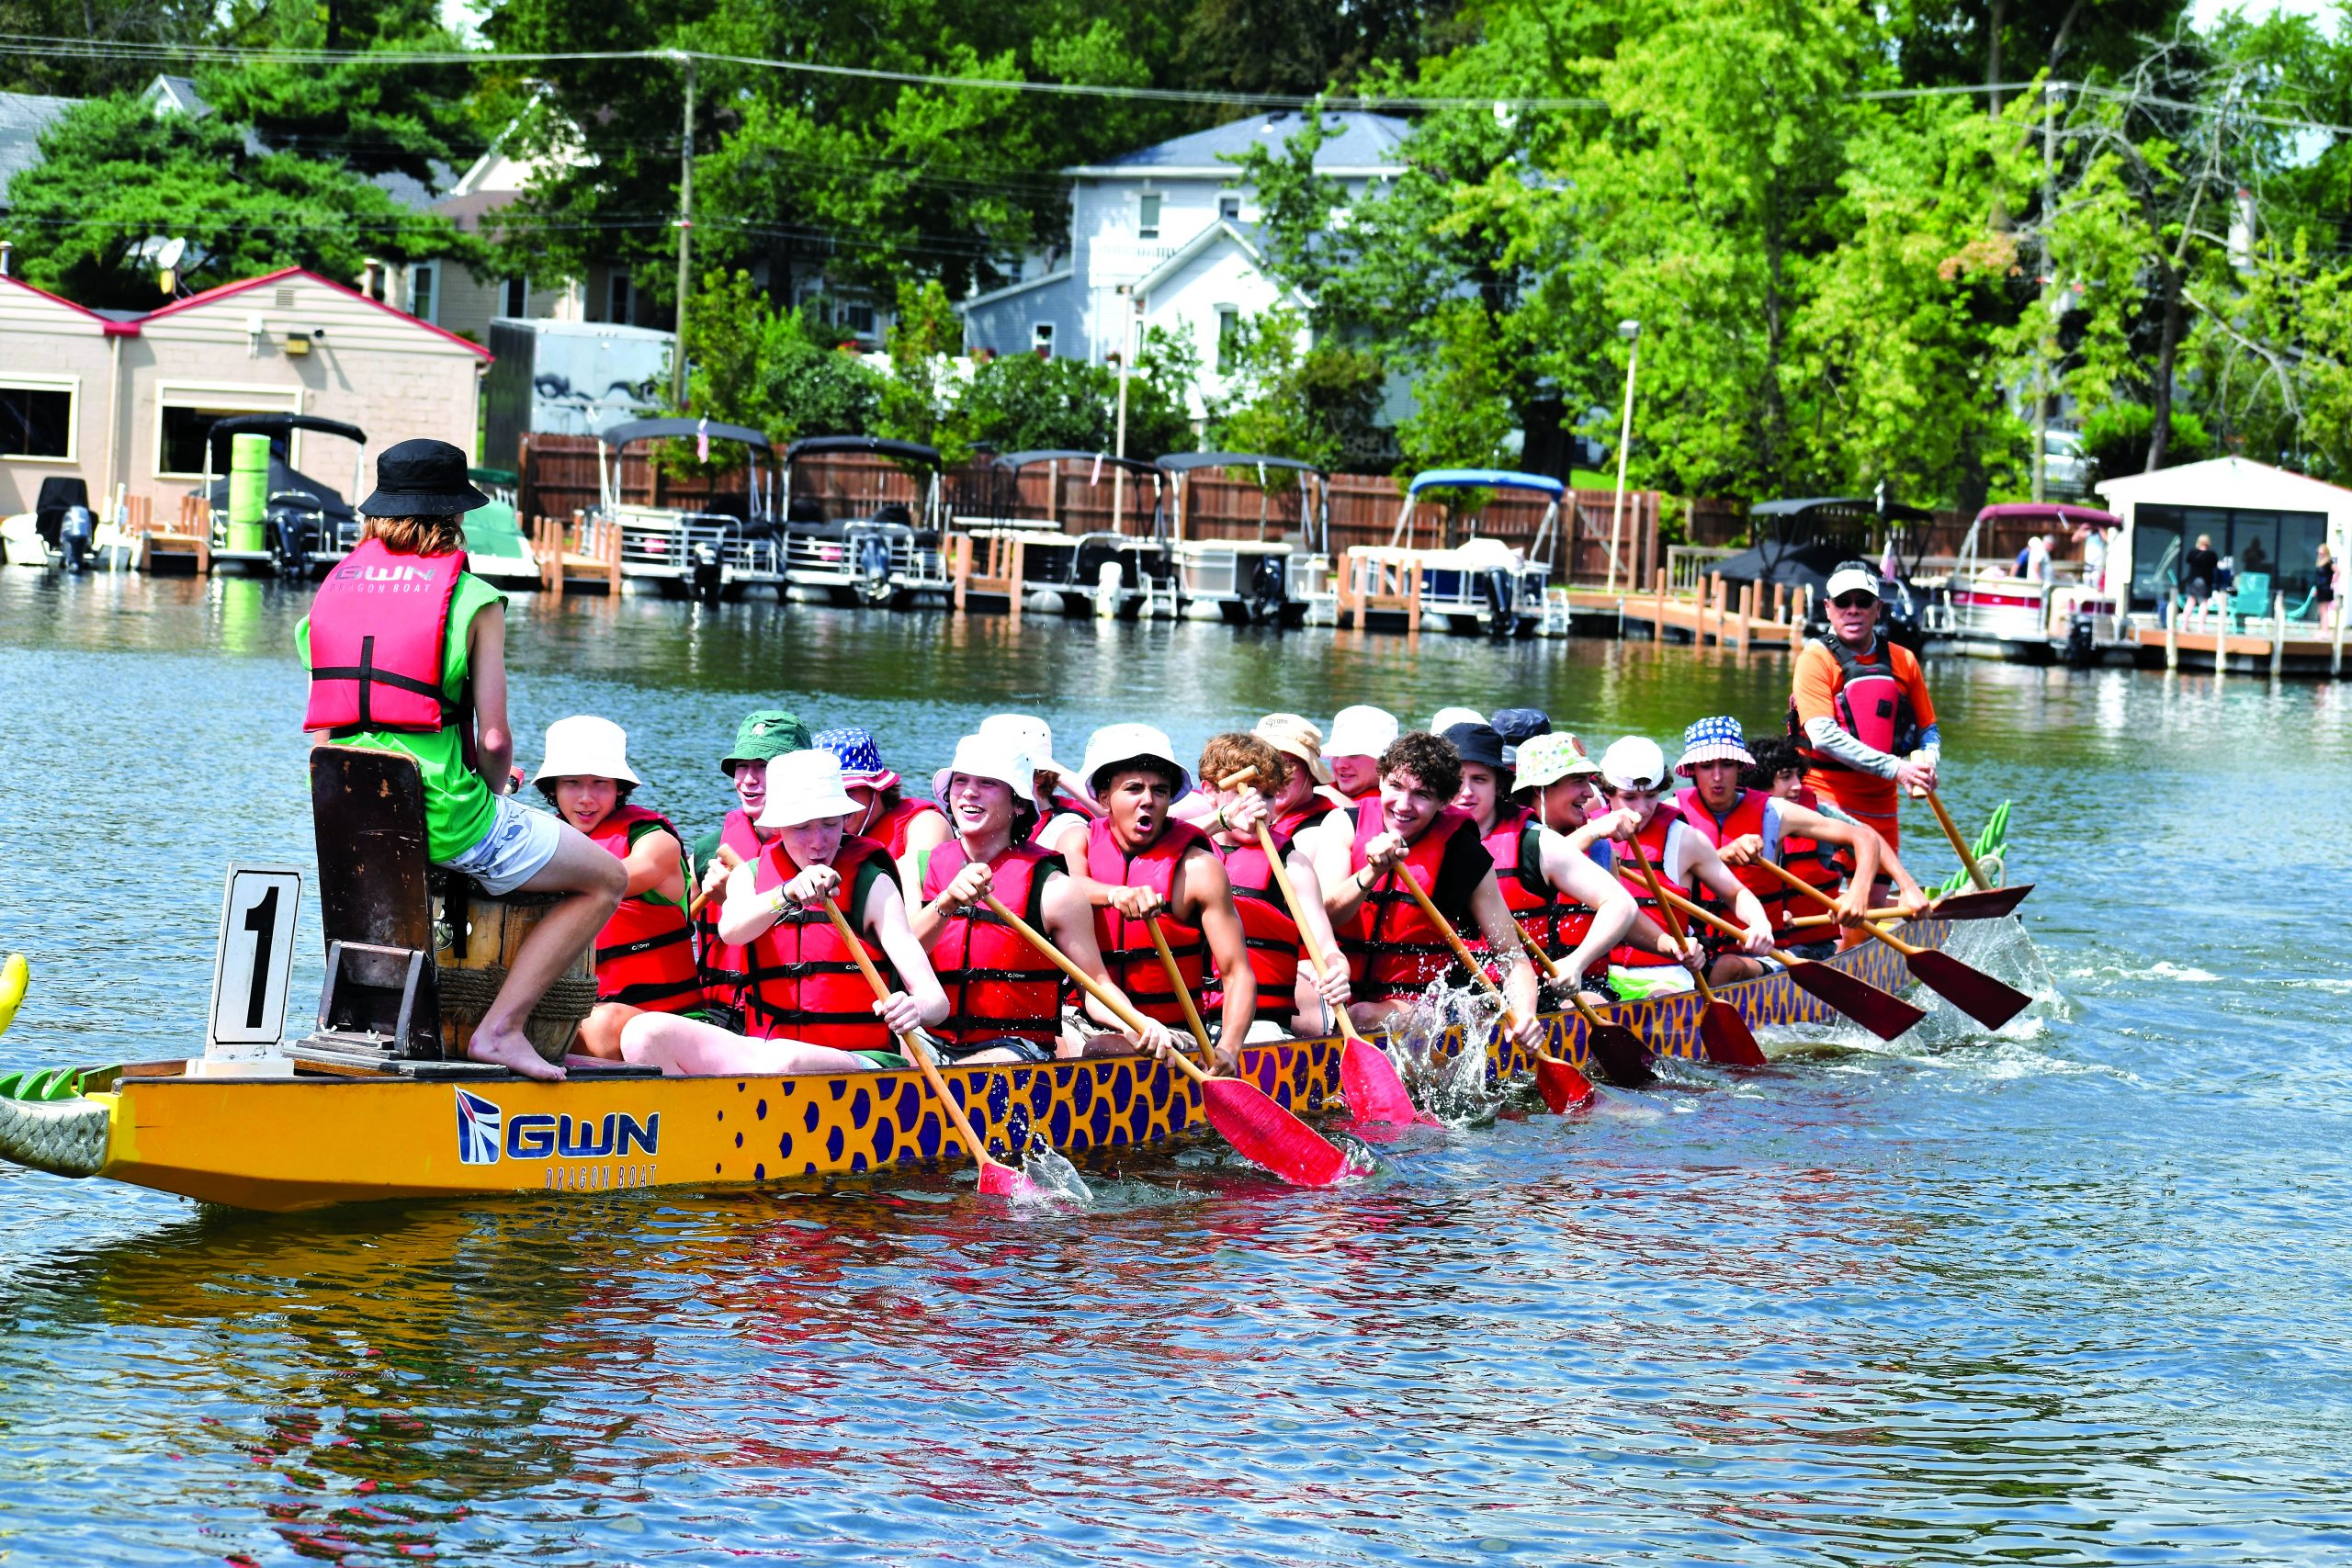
<box><xmin>719</xmin><ymin>709</ymin><xmax>811</xmax><ymax>776</ymax></box>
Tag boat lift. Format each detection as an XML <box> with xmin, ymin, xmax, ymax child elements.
<box><xmin>1347</xmin><ymin>468</ymin><xmax>1560</xmax><ymax>637</ymax></box>
<box><xmin>593</xmin><ymin>417</ymin><xmax>784</xmax><ymax>602</ymax></box>
<box><xmin>961</xmin><ymin>450</ymin><xmax>1178</xmax><ymax>617</ymax></box>
<box><xmin>779</xmin><ymin>435</ymin><xmax>952</xmax><ymax>607</ymax></box>
<box><xmin>1156</xmin><ymin>452</ymin><xmax>1327</xmax><ymax>626</ymax></box>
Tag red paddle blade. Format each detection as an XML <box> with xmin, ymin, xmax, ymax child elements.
<box><xmin>1907</xmin><ymin>949</ymin><xmax>2034</xmax><ymax>1030</ymax></box>
<box><xmin>1783</xmin><ymin>960</ymin><xmax>1926</xmax><ymax>1042</ymax></box>
<box><xmin>1930</xmin><ymin>884</ymin><xmax>2033</xmax><ymax>921</ymax></box>
<box><xmin>1584</xmin><ymin>1023</ymin><xmax>1657</xmax><ymax>1088</ymax></box>
<box><xmin>976</xmin><ymin>1158</ymin><xmax>1040</xmax><ymax>1199</ymax></box>
<box><xmin>1339</xmin><ymin>1036</ymin><xmax>1422</xmax><ymax>1125</ymax></box>
<box><xmin>1200</xmin><ymin>1077</ymin><xmax>1355</xmax><ymax>1187</ymax></box>
<box><xmin>1533</xmin><ymin>1055</ymin><xmax>1594</xmax><ymax>1114</ymax></box>
<box><xmin>1700</xmin><ymin>1000</ymin><xmax>1768</xmax><ymax>1067</ymax></box>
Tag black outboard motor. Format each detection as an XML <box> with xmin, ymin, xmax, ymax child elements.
<box><xmin>2064</xmin><ymin>612</ymin><xmax>2098</xmax><ymax>668</ymax></box>
<box><xmin>690</xmin><ymin>540</ymin><xmax>725</xmax><ymax>605</ymax></box>
<box><xmin>32</xmin><ymin>476</ymin><xmax>89</xmax><ymax>565</ymax></box>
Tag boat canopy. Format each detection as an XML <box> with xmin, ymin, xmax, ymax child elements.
<box><xmin>992</xmin><ymin>450</ymin><xmax>1164</xmax><ymax>476</ymax></box>
<box><xmin>205</xmin><ymin>413</ymin><xmax>367</xmax><ymax>467</ymax></box>
<box><xmin>786</xmin><ymin>434</ymin><xmax>941</xmax><ymax>468</ymax></box>
<box><xmin>599</xmin><ymin>416</ymin><xmax>773</xmax><ymax>451</ymax></box>
<box><xmin>1158</xmin><ymin>452</ymin><xmax>1324</xmax><ymax>479</ymax></box>
<box><xmin>1972</xmin><ymin>502</ymin><xmax>2121</xmax><ymax>528</ymax></box>
<box><xmin>1407</xmin><ymin>468</ymin><xmax>1564</xmax><ymax>498</ymax></box>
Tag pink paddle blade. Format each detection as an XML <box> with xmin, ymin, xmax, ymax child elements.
<box><xmin>1200</xmin><ymin>1078</ymin><xmax>1354</xmax><ymax>1187</ymax></box>
<box><xmin>975</xmin><ymin>1158</ymin><xmax>1039</xmax><ymax>1199</ymax></box>
<box><xmin>1701</xmin><ymin>1000</ymin><xmax>1768</xmax><ymax>1066</ymax></box>
<box><xmin>1533</xmin><ymin>1055</ymin><xmax>1594</xmax><ymax>1114</ymax></box>
<box><xmin>1339</xmin><ymin>1036</ymin><xmax>1424</xmax><ymax>1125</ymax></box>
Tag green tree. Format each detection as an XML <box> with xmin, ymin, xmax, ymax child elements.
<box><xmin>677</xmin><ymin>268</ymin><xmax>884</xmax><ymax>452</ymax></box>
<box><xmin>876</xmin><ymin>277</ymin><xmax>967</xmax><ymax>457</ymax></box>
<box><xmin>1204</xmin><ymin>308</ymin><xmax>1384</xmax><ymax>470</ymax></box>
<box><xmin>952</xmin><ymin>352</ymin><xmax>1190</xmax><ymax>457</ymax></box>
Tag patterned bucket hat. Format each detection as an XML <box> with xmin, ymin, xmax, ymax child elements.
<box><xmin>813</xmin><ymin>727</ymin><xmax>899</xmax><ymax>791</ymax></box>
<box><xmin>1675</xmin><ymin>715</ymin><xmax>1755</xmax><ymax>776</ymax></box>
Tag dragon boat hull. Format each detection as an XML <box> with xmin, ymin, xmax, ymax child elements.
<box><xmin>0</xmin><ymin>920</ymin><xmax>1951</xmax><ymax>1212</ymax></box>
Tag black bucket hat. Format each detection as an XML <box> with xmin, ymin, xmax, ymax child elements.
<box><xmin>358</xmin><ymin>437</ymin><xmax>492</xmax><ymax>517</ymax></box>
<box><xmin>1489</xmin><ymin>707</ymin><xmax>1553</xmax><ymax>750</ymax></box>
<box><xmin>1442</xmin><ymin>721</ymin><xmax>1511</xmax><ymax>773</ymax></box>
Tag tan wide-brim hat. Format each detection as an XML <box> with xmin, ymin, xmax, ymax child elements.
<box><xmin>1253</xmin><ymin>713</ymin><xmax>1334</xmax><ymax>785</ymax></box>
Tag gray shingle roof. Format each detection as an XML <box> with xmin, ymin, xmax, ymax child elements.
<box><xmin>1068</xmin><ymin>110</ymin><xmax>1409</xmax><ymax>176</ymax></box>
<box><xmin>0</xmin><ymin>90</ymin><xmax>77</xmax><ymax>207</ymax></box>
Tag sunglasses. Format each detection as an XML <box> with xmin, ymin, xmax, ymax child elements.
<box><xmin>1832</xmin><ymin>593</ymin><xmax>1878</xmax><ymax>610</ymax></box>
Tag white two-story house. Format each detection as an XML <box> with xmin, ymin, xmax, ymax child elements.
<box><xmin>958</xmin><ymin>110</ymin><xmax>1408</xmax><ymax>412</ymax></box>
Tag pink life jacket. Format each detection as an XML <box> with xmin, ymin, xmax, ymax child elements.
<box><xmin>303</xmin><ymin>539</ymin><xmax>469</xmax><ymax>734</ymax></box>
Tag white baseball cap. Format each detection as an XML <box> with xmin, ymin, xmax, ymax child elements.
<box><xmin>933</xmin><ymin>733</ymin><xmax>1035</xmax><ymax>808</ymax></box>
<box><xmin>1826</xmin><ymin>560</ymin><xmax>1883</xmax><ymax>602</ymax></box>
<box><xmin>1599</xmin><ymin>735</ymin><xmax>1669</xmax><ymax>792</ymax></box>
<box><xmin>1080</xmin><ymin>722</ymin><xmax>1192</xmax><ymax>797</ymax></box>
<box><xmin>1326</xmin><ymin>704</ymin><xmax>1399</xmax><ymax>761</ymax></box>
<box><xmin>533</xmin><ymin>715</ymin><xmax>641</xmax><ymax>786</ymax></box>
<box><xmin>978</xmin><ymin>713</ymin><xmax>1073</xmax><ymax>781</ymax></box>
<box><xmin>757</xmin><ymin>749</ymin><xmax>862</xmax><ymax>829</ymax></box>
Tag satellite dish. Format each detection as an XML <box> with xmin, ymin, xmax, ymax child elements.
<box><xmin>155</xmin><ymin>236</ymin><xmax>187</xmax><ymax>270</ymax></box>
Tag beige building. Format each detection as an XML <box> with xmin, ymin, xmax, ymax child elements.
<box><xmin>0</xmin><ymin>265</ymin><xmax>492</xmax><ymax>518</ymax></box>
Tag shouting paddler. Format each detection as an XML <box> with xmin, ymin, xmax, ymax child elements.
<box><xmin>688</xmin><ymin>709</ymin><xmax>811</xmax><ymax>1028</ymax></box>
<box><xmin>533</xmin><ymin>716</ymin><xmax>702</xmax><ymax>1057</ymax></box>
<box><xmin>1588</xmin><ymin>735</ymin><xmax>1775</xmax><ymax>990</ymax></box>
<box><xmin>1195</xmin><ymin>732</ymin><xmax>1352</xmax><ymax>1040</ymax></box>
<box><xmin>1670</xmin><ymin>716</ymin><xmax>1899</xmax><ymax>978</ymax></box>
<box><xmin>1790</xmin><ymin>560</ymin><xmax>1941</xmax><ymax>857</ymax></box>
<box><xmin>1050</xmin><ymin>725</ymin><xmax>1257</xmax><ymax>1069</ymax></box>
<box><xmin>619</xmin><ymin>750</ymin><xmax>947</xmax><ymax>1076</ymax></box>
<box><xmin>814</xmin><ymin>727</ymin><xmax>950</xmax><ymax>890</ymax></box>
<box><xmin>1307</xmin><ymin>729</ymin><xmax>1543</xmax><ymax>1046</ymax></box>
<box><xmin>299</xmin><ymin>438</ymin><xmax>623</xmax><ymax>1081</ymax></box>
<box><xmin>910</xmin><ymin>733</ymin><xmax>1174</xmax><ymax>1064</ymax></box>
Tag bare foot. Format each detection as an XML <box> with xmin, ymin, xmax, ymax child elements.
<box><xmin>469</xmin><ymin>1023</ymin><xmax>566</xmax><ymax>1081</ymax></box>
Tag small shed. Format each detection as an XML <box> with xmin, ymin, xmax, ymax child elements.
<box><xmin>0</xmin><ymin>265</ymin><xmax>491</xmax><ymax>521</ymax></box>
<box><xmin>2096</xmin><ymin>457</ymin><xmax>2352</xmax><ymax>613</ymax></box>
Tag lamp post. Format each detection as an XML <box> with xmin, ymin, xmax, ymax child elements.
<box><xmin>1111</xmin><ymin>285</ymin><xmax>1136</xmax><ymax>536</ymax></box>
<box><xmin>1604</xmin><ymin>319</ymin><xmax>1641</xmax><ymax>593</ymax></box>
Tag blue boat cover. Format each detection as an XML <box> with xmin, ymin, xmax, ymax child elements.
<box><xmin>1406</xmin><ymin>468</ymin><xmax>1564</xmax><ymax>498</ymax></box>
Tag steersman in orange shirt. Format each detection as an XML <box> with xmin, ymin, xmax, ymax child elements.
<box><xmin>1786</xmin><ymin>560</ymin><xmax>1940</xmax><ymax>858</ymax></box>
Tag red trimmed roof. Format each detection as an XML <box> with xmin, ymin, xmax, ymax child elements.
<box><xmin>0</xmin><ymin>271</ymin><xmax>139</xmax><ymax>334</ymax></box>
<box><xmin>141</xmin><ymin>265</ymin><xmax>492</xmax><ymax>359</ymax></box>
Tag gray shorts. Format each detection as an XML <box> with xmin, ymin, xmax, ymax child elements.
<box><xmin>439</xmin><ymin>794</ymin><xmax>563</xmax><ymax>896</ymax></box>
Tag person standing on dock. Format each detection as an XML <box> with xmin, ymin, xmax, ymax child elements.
<box><xmin>689</xmin><ymin>710</ymin><xmax>812</xmax><ymax>1029</ymax></box>
<box><xmin>299</xmin><ymin>438</ymin><xmax>624</xmax><ymax>1082</ymax></box>
<box><xmin>1788</xmin><ymin>561</ymin><xmax>1939</xmax><ymax>855</ymax></box>
<box><xmin>1324</xmin><ymin>705</ymin><xmax>1399</xmax><ymax>807</ymax></box>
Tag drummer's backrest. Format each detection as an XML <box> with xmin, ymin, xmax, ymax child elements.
<box><xmin>310</xmin><ymin>744</ymin><xmax>442</xmax><ymax>1055</ymax></box>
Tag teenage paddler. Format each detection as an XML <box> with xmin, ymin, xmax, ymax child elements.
<box><xmin>618</xmin><ymin>750</ymin><xmax>947</xmax><ymax>1076</ymax></box>
<box><xmin>813</xmin><ymin>726</ymin><xmax>950</xmax><ymax>888</ymax></box>
<box><xmin>687</xmin><ymin>709</ymin><xmax>811</xmax><ymax>1028</ymax></box>
<box><xmin>298</xmin><ymin>438</ymin><xmax>623</xmax><ymax>1081</ymax></box>
<box><xmin>1669</xmin><ymin>716</ymin><xmax>1899</xmax><ymax>979</ymax></box>
<box><xmin>1790</xmin><ymin>559</ymin><xmax>1941</xmax><ymax>857</ymax></box>
<box><xmin>1323</xmin><ymin>704</ymin><xmax>1399</xmax><ymax>809</ymax></box>
<box><xmin>1048</xmin><ymin>724</ymin><xmax>1257</xmax><ymax>1068</ymax></box>
<box><xmin>1589</xmin><ymin>735</ymin><xmax>1776</xmax><ymax>990</ymax></box>
<box><xmin>1254</xmin><ymin>714</ymin><xmax>1340</xmax><ymax>840</ymax></box>
<box><xmin>909</xmin><ymin>732</ymin><xmax>1175</xmax><ymax>1064</ymax></box>
<box><xmin>532</xmin><ymin>716</ymin><xmax>703</xmax><ymax>1057</ymax></box>
<box><xmin>1745</xmin><ymin>735</ymin><xmax>1930</xmax><ymax>953</ymax></box>
<box><xmin>1307</xmin><ymin>729</ymin><xmax>1543</xmax><ymax>1045</ymax></box>
<box><xmin>1504</xmin><ymin>731</ymin><xmax>1642</xmax><ymax>987</ymax></box>
<box><xmin>978</xmin><ymin>713</ymin><xmax>1093</xmax><ymax>847</ymax></box>
<box><xmin>1195</xmin><ymin>731</ymin><xmax>1352</xmax><ymax>1040</ymax></box>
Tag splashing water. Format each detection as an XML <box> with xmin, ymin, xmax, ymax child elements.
<box><xmin>1014</xmin><ymin>1142</ymin><xmax>1094</xmax><ymax>1206</ymax></box>
<box><xmin>1385</xmin><ymin>980</ymin><xmax>1509</xmax><ymax>1125</ymax></box>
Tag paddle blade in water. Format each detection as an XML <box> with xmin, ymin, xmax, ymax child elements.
<box><xmin>1907</xmin><ymin>949</ymin><xmax>2034</xmax><ymax>1030</ymax></box>
<box><xmin>1200</xmin><ymin>1078</ymin><xmax>1354</xmax><ymax>1187</ymax></box>
<box><xmin>1533</xmin><ymin>1055</ymin><xmax>1594</xmax><ymax>1114</ymax></box>
<box><xmin>1340</xmin><ymin>1036</ymin><xmax>1422</xmax><ymax>1125</ymax></box>
<box><xmin>1585</xmin><ymin>1023</ymin><xmax>1657</xmax><ymax>1088</ymax></box>
<box><xmin>1783</xmin><ymin>959</ymin><xmax>1926</xmax><ymax>1042</ymax></box>
<box><xmin>1931</xmin><ymin>884</ymin><xmax>2033</xmax><ymax>921</ymax></box>
<box><xmin>1701</xmin><ymin>1000</ymin><xmax>1768</xmax><ymax>1067</ymax></box>
<box><xmin>976</xmin><ymin>1157</ymin><xmax>1039</xmax><ymax>1199</ymax></box>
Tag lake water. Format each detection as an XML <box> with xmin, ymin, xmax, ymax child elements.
<box><xmin>1</xmin><ymin>570</ymin><xmax>2348</xmax><ymax>1566</ymax></box>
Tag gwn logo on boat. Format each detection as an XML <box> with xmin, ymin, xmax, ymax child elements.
<box><xmin>454</xmin><ymin>1088</ymin><xmax>659</xmax><ymax>1167</ymax></box>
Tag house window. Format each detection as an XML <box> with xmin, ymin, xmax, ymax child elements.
<box><xmin>1138</xmin><ymin>192</ymin><xmax>1161</xmax><ymax>240</ymax></box>
<box><xmin>1218</xmin><ymin>194</ymin><xmax>1241</xmax><ymax>220</ymax></box>
<box><xmin>842</xmin><ymin>302</ymin><xmax>876</xmax><ymax>334</ymax></box>
<box><xmin>1032</xmin><ymin>321</ymin><xmax>1055</xmax><ymax>357</ymax></box>
<box><xmin>153</xmin><ymin>384</ymin><xmax>301</xmax><ymax>479</ymax></box>
<box><xmin>607</xmin><ymin>270</ymin><xmax>632</xmax><ymax>324</ymax></box>
<box><xmin>1216</xmin><ymin>307</ymin><xmax>1239</xmax><ymax>374</ymax></box>
<box><xmin>409</xmin><ymin>262</ymin><xmax>436</xmax><ymax>324</ymax></box>
<box><xmin>501</xmin><ymin>277</ymin><xmax>528</xmax><ymax>317</ymax></box>
<box><xmin>0</xmin><ymin>378</ymin><xmax>75</xmax><ymax>460</ymax></box>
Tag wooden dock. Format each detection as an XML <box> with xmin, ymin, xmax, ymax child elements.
<box><xmin>1554</xmin><ymin>570</ymin><xmax>1815</xmax><ymax>654</ymax></box>
<box><xmin>530</xmin><ymin>512</ymin><xmax>621</xmax><ymax>596</ymax></box>
<box><xmin>2137</xmin><ymin>593</ymin><xmax>2347</xmax><ymax>677</ymax></box>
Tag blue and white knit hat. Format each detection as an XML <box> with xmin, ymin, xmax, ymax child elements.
<box><xmin>812</xmin><ymin>727</ymin><xmax>899</xmax><ymax>791</ymax></box>
<box><xmin>1675</xmin><ymin>715</ymin><xmax>1755</xmax><ymax>776</ymax></box>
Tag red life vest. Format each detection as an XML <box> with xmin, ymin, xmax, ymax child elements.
<box><xmin>1482</xmin><ymin>807</ymin><xmax>1566</xmax><ymax>955</ymax></box>
<box><xmin>1791</xmin><ymin>634</ymin><xmax>1918</xmax><ymax>770</ymax></box>
<box><xmin>584</xmin><ymin>804</ymin><xmax>702</xmax><ymax>1013</ymax></box>
<box><xmin>740</xmin><ymin>834</ymin><xmax>896</xmax><ymax>1049</ymax></box>
<box><xmin>696</xmin><ymin>810</ymin><xmax>765</xmax><ymax>1013</ymax></box>
<box><xmin>1593</xmin><ymin>799</ymin><xmax>1692</xmax><ymax>967</ymax></box>
<box><xmin>1273</xmin><ymin>801</ymin><xmax>1332</xmax><ymax>840</ymax></box>
<box><xmin>1340</xmin><ymin>802</ymin><xmax>1479</xmax><ymax>1001</ymax></box>
<box><xmin>1674</xmin><ymin>785</ymin><xmax>1790</xmax><ymax>936</ymax></box>
<box><xmin>1085</xmin><ymin>817</ymin><xmax>1211</xmax><ymax>1028</ymax></box>
<box><xmin>866</xmin><ymin>795</ymin><xmax>946</xmax><ymax>861</ymax></box>
<box><xmin>921</xmin><ymin>840</ymin><xmax>1064</xmax><ymax>1046</ymax></box>
<box><xmin>302</xmin><ymin>539</ymin><xmax>469</xmax><ymax>734</ymax></box>
<box><xmin>1211</xmin><ymin>830</ymin><xmax>1301</xmax><ymax>1029</ymax></box>
<box><xmin>1781</xmin><ymin>784</ymin><xmax>1849</xmax><ymax>902</ymax></box>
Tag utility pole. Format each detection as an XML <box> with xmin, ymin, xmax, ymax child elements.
<box><xmin>2032</xmin><ymin>85</ymin><xmax>2059</xmax><ymax>503</ymax></box>
<box><xmin>671</xmin><ymin>52</ymin><xmax>696</xmax><ymax>411</ymax></box>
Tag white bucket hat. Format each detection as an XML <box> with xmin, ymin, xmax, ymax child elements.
<box><xmin>757</xmin><ymin>749</ymin><xmax>862</xmax><ymax>829</ymax></box>
<box><xmin>1599</xmin><ymin>736</ymin><xmax>1669</xmax><ymax>793</ymax></box>
<box><xmin>1326</xmin><ymin>704</ymin><xmax>1399</xmax><ymax>761</ymax></box>
<box><xmin>1430</xmin><ymin>705</ymin><xmax>1486</xmax><ymax>736</ymax></box>
<box><xmin>978</xmin><ymin>713</ymin><xmax>1073</xmax><ymax>782</ymax></box>
<box><xmin>933</xmin><ymin>734</ymin><xmax>1035</xmax><ymax>808</ymax></box>
<box><xmin>1080</xmin><ymin>722</ymin><xmax>1192</xmax><ymax>798</ymax></box>
<box><xmin>533</xmin><ymin>715</ymin><xmax>641</xmax><ymax>786</ymax></box>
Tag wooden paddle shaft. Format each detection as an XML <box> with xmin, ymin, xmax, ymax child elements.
<box><xmin>817</xmin><ymin>899</ymin><xmax>1006</xmax><ymax>1171</ymax></box>
<box><xmin>1653</xmin><ymin>882</ymin><xmax>1837</xmax><ymax>970</ymax></box>
<box><xmin>1250</xmin><ymin>822</ymin><xmax>1367</xmax><ymax>1043</ymax></box>
<box><xmin>1755</xmin><ymin>858</ymin><xmax>1920</xmax><ymax>956</ymax></box>
<box><xmin>1627</xmin><ymin>838</ymin><xmax>1725</xmax><ymax>1006</ymax></box>
<box><xmin>1146</xmin><ymin>912</ymin><xmax>1216</xmax><ymax>1059</ymax></box>
<box><xmin>979</xmin><ymin>894</ymin><xmax>1214</xmax><ymax>1085</ymax></box>
<box><xmin>1789</xmin><ymin>903</ymin><xmax>1930</xmax><ymax>930</ymax></box>
<box><xmin>1924</xmin><ymin>788</ymin><xmax>1992</xmax><ymax>892</ymax></box>
<box><xmin>1514</xmin><ymin>919</ymin><xmax>1565</xmax><ymax>982</ymax></box>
